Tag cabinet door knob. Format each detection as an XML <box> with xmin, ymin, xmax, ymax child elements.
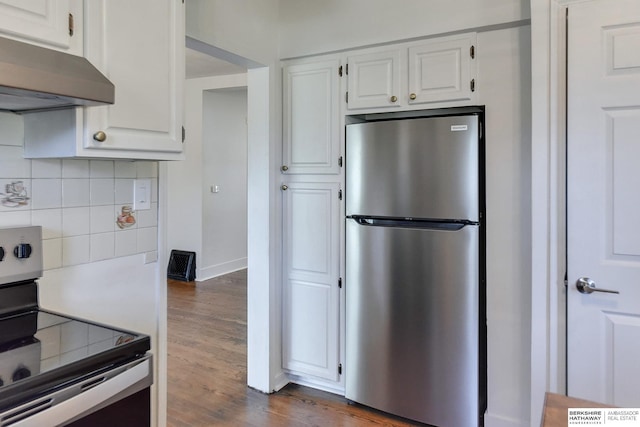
<box><xmin>281</xmin><ymin>184</ymin><xmax>288</xmax><ymax>191</ymax></box>
<box><xmin>409</xmin><ymin>93</ymin><xmax>417</xmax><ymax>100</ymax></box>
<box><xmin>390</xmin><ymin>95</ymin><xmax>398</xmax><ymax>103</ymax></box>
<box><xmin>281</xmin><ymin>165</ymin><xmax>289</xmax><ymax>172</ymax></box>
<box><xmin>93</xmin><ymin>131</ymin><xmax>107</xmax><ymax>142</ymax></box>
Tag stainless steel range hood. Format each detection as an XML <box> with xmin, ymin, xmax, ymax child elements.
<box><xmin>0</xmin><ymin>36</ymin><xmax>114</xmax><ymax>113</ymax></box>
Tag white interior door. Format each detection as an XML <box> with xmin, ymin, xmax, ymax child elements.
<box><xmin>567</xmin><ymin>0</ymin><xmax>640</xmax><ymax>406</ymax></box>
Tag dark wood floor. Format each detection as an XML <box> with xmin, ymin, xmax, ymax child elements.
<box><xmin>167</xmin><ymin>269</ymin><xmax>418</xmax><ymax>426</ymax></box>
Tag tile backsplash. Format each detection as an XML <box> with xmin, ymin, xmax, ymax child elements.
<box><xmin>0</xmin><ymin>141</ymin><xmax>158</xmax><ymax>270</ymax></box>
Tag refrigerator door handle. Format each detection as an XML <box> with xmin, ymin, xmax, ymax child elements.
<box><xmin>350</xmin><ymin>216</ymin><xmax>469</xmax><ymax>231</ymax></box>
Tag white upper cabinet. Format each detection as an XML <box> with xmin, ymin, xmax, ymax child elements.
<box><xmin>346</xmin><ymin>49</ymin><xmax>401</xmax><ymax>110</ymax></box>
<box><xmin>0</xmin><ymin>0</ymin><xmax>78</xmax><ymax>53</ymax></box>
<box><xmin>82</xmin><ymin>0</ymin><xmax>184</xmax><ymax>158</ymax></box>
<box><xmin>346</xmin><ymin>33</ymin><xmax>476</xmax><ymax>111</ymax></box>
<box><xmin>282</xmin><ymin>57</ymin><xmax>341</xmax><ymax>174</ymax></box>
<box><xmin>408</xmin><ymin>34</ymin><xmax>475</xmax><ymax>105</ymax></box>
<box><xmin>24</xmin><ymin>0</ymin><xmax>185</xmax><ymax>160</ymax></box>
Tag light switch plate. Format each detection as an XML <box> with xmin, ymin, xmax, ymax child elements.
<box><xmin>134</xmin><ymin>179</ymin><xmax>151</xmax><ymax>211</ymax></box>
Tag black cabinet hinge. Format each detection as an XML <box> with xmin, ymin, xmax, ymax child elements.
<box><xmin>68</xmin><ymin>13</ymin><xmax>74</xmax><ymax>36</ymax></box>
<box><xmin>338</xmin><ymin>363</ymin><xmax>342</xmax><ymax>375</ymax></box>
<box><xmin>182</xmin><ymin>126</ymin><xmax>186</xmax><ymax>142</ymax></box>
<box><xmin>338</xmin><ymin>156</ymin><xmax>343</xmax><ymax>167</ymax></box>
<box><xmin>338</xmin><ymin>277</ymin><xmax>342</xmax><ymax>288</ymax></box>
<box><xmin>470</xmin><ymin>45</ymin><xmax>475</xmax><ymax>59</ymax></box>
<box><xmin>338</xmin><ymin>189</ymin><xmax>343</xmax><ymax>200</ymax></box>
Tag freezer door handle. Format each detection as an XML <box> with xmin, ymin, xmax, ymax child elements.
<box><xmin>350</xmin><ymin>216</ymin><xmax>469</xmax><ymax>230</ymax></box>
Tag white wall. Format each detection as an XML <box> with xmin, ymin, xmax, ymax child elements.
<box><xmin>167</xmin><ymin>74</ymin><xmax>248</xmax><ymax>280</ymax></box>
<box><xmin>278</xmin><ymin>0</ymin><xmax>530</xmax><ymax>58</ymax></box>
<box><xmin>478</xmin><ymin>25</ymin><xmax>532</xmax><ymax>427</ymax></box>
<box><xmin>201</xmin><ymin>88</ymin><xmax>248</xmax><ymax>278</ymax></box>
<box><xmin>186</xmin><ymin>0</ymin><xmax>279</xmax><ymax>66</ymax></box>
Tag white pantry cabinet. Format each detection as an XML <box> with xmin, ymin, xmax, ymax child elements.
<box><xmin>0</xmin><ymin>0</ymin><xmax>79</xmax><ymax>53</ymax></box>
<box><xmin>282</xmin><ymin>56</ymin><xmax>342</xmax><ymax>174</ymax></box>
<box><xmin>281</xmin><ymin>181</ymin><xmax>341</xmax><ymax>382</ymax></box>
<box><xmin>23</xmin><ymin>0</ymin><xmax>185</xmax><ymax>160</ymax></box>
<box><xmin>346</xmin><ymin>33</ymin><xmax>477</xmax><ymax>111</ymax></box>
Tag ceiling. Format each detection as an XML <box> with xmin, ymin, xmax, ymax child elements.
<box><xmin>185</xmin><ymin>47</ymin><xmax>246</xmax><ymax>79</ymax></box>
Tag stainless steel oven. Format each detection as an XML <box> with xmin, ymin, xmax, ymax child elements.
<box><xmin>0</xmin><ymin>226</ymin><xmax>152</xmax><ymax>427</ymax></box>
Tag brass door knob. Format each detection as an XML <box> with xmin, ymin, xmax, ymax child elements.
<box><xmin>281</xmin><ymin>165</ymin><xmax>289</xmax><ymax>172</ymax></box>
<box><xmin>93</xmin><ymin>131</ymin><xmax>107</xmax><ymax>142</ymax></box>
<box><xmin>281</xmin><ymin>184</ymin><xmax>288</xmax><ymax>191</ymax></box>
<box><xmin>390</xmin><ymin>95</ymin><xmax>398</xmax><ymax>103</ymax></box>
<box><xmin>409</xmin><ymin>93</ymin><xmax>417</xmax><ymax>100</ymax></box>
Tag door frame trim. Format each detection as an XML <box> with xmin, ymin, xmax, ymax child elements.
<box><xmin>531</xmin><ymin>0</ymin><xmax>573</xmax><ymax>425</ymax></box>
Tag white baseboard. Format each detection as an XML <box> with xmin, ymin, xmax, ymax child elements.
<box><xmin>271</xmin><ymin>371</ymin><xmax>289</xmax><ymax>393</ymax></box>
<box><xmin>484</xmin><ymin>412</ymin><xmax>527</xmax><ymax>427</ymax></box>
<box><xmin>285</xmin><ymin>372</ymin><xmax>345</xmax><ymax>396</ymax></box>
<box><xmin>196</xmin><ymin>257</ymin><xmax>247</xmax><ymax>281</ymax></box>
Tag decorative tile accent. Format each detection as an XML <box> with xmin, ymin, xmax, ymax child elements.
<box><xmin>1</xmin><ymin>180</ymin><xmax>31</xmax><ymax>209</ymax></box>
<box><xmin>116</xmin><ymin>205</ymin><xmax>136</xmax><ymax>229</ymax></box>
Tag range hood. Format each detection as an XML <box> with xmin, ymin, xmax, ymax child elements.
<box><xmin>0</xmin><ymin>36</ymin><xmax>114</xmax><ymax>113</ymax></box>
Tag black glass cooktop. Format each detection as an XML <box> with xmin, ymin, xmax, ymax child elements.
<box><xmin>0</xmin><ymin>309</ymin><xmax>150</xmax><ymax>411</ymax></box>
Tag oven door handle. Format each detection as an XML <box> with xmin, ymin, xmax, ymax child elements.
<box><xmin>4</xmin><ymin>356</ymin><xmax>152</xmax><ymax>427</ymax></box>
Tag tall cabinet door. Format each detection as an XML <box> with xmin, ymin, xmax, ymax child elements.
<box><xmin>282</xmin><ymin>182</ymin><xmax>341</xmax><ymax>381</ymax></box>
<box><xmin>408</xmin><ymin>33</ymin><xmax>476</xmax><ymax>105</ymax></box>
<box><xmin>282</xmin><ymin>58</ymin><xmax>341</xmax><ymax>174</ymax></box>
<box><xmin>0</xmin><ymin>0</ymin><xmax>73</xmax><ymax>50</ymax></box>
<box><xmin>82</xmin><ymin>0</ymin><xmax>184</xmax><ymax>154</ymax></box>
<box><xmin>346</xmin><ymin>49</ymin><xmax>402</xmax><ymax>110</ymax></box>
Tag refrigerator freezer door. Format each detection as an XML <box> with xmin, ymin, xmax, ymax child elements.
<box><xmin>346</xmin><ymin>115</ymin><xmax>479</xmax><ymax>221</ymax></box>
<box><xmin>345</xmin><ymin>219</ymin><xmax>480</xmax><ymax>427</ymax></box>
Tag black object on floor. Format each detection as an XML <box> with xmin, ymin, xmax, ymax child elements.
<box><xmin>167</xmin><ymin>250</ymin><xmax>196</xmax><ymax>282</ymax></box>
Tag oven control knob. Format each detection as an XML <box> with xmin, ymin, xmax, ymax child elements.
<box><xmin>0</xmin><ymin>246</ymin><xmax>4</xmax><ymax>262</ymax></box>
<box><xmin>12</xmin><ymin>366</ymin><xmax>31</xmax><ymax>382</ymax></box>
<box><xmin>13</xmin><ymin>243</ymin><xmax>32</xmax><ymax>259</ymax></box>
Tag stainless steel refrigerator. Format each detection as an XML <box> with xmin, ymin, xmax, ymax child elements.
<box><xmin>345</xmin><ymin>110</ymin><xmax>486</xmax><ymax>427</ymax></box>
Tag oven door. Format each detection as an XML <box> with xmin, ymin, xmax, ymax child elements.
<box><xmin>0</xmin><ymin>355</ymin><xmax>152</xmax><ymax>427</ymax></box>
